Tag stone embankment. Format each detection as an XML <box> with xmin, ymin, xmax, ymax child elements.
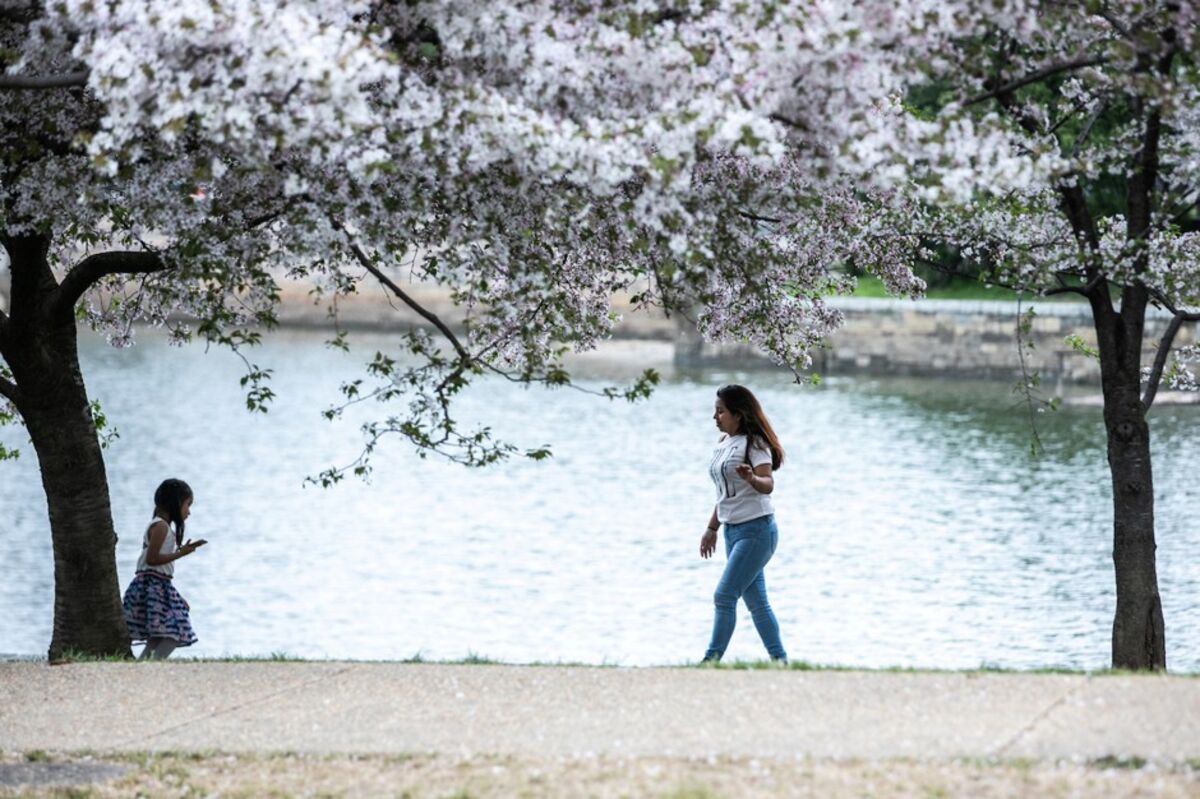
<box><xmin>278</xmin><ymin>280</ymin><xmax>1193</xmax><ymax>385</ymax></box>
<box><xmin>681</xmin><ymin>297</ymin><xmax>1194</xmax><ymax>385</ymax></box>
<box><xmin>3</xmin><ymin>272</ymin><xmax>1192</xmax><ymax>385</ymax></box>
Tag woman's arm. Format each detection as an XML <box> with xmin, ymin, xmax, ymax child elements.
<box><xmin>700</xmin><ymin>506</ymin><xmax>719</xmax><ymax>558</ymax></box>
<box><xmin>735</xmin><ymin>463</ymin><xmax>774</xmax><ymax>494</ymax></box>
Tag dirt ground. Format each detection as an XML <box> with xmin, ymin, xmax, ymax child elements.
<box><xmin>2</xmin><ymin>751</ymin><xmax>1198</xmax><ymax>799</ymax></box>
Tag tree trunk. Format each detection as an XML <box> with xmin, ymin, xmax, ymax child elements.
<box><xmin>1097</xmin><ymin>319</ymin><xmax>1166</xmax><ymax>670</ymax></box>
<box><xmin>0</xmin><ymin>234</ymin><xmax>130</xmax><ymax>660</ymax></box>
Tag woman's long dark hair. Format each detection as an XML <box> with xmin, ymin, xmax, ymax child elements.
<box><xmin>717</xmin><ymin>384</ymin><xmax>784</xmax><ymax>470</ymax></box>
<box><xmin>154</xmin><ymin>478</ymin><xmax>193</xmax><ymax>547</ymax></box>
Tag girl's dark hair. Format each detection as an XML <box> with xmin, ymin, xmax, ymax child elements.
<box><xmin>154</xmin><ymin>478</ymin><xmax>193</xmax><ymax>546</ymax></box>
<box><xmin>717</xmin><ymin>384</ymin><xmax>784</xmax><ymax>470</ymax></box>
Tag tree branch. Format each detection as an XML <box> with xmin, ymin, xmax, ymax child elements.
<box><xmin>53</xmin><ymin>251</ymin><xmax>168</xmax><ymax>318</ymax></box>
<box><xmin>1055</xmin><ymin>182</ymin><xmax>1113</xmax><ymax>334</ymax></box>
<box><xmin>1045</xmin><ymin>98</ymin><xmax>1089</xmax><ymax>137</ymax></box>
<box><xmin>1071</xmin><ymin>100</ymin><xmax>1107</xmax><ymax>158</ymax></box>
<box><xmin>0</xmin><ymin>5</ymin><xmax>42</xmax><ymax>24</ymax></box>
<box><xmin>769</xmin><ymin>112</ymin><xmax>805</xmax><ymax>130</ymax></box>
<box><xmin>1144</xmin><ymin>285</ymin><xmax>1200</xmax><ymax>321</ymax></box>
<box><xmin>1118</xmin><ymin>39</ymin><xmax>1175</xmax><ymax>370</ymax></box>
<box><xmin>244</xmin><ymin>207</ymin><xmax>290</xmax><ymax>230</ymax></box>
<box><xmin>1168</xmin><ymin>193</ymin><xmax>1200</xmax><ymax>226</ymax></box>
<box><xmin>1043</xmin><ymin>272</ymin><xmax>1106</xmax><ymax>299</ymax></box>
<box><xmin>1125</xmin><ymin>26</ymin><xmax>1176</xmax><ymax>249</ymax></box>
<box><xmin>1097</xmin><ymin>9</ymin><xmax>1132</xmax><ymax>37</ymax></box>
<box><xmin>332</xmin><ymin>221</ymin><xmax>471</xmax><ymax>362</ymax></box>
<box><xmin>0</xmin><ymin>373</ymin><xmax>18</xmax><ymax>404</ymax></box>
<box><xmin>738</xmin><ymin>209</ymin><xmax>783</xmax><ymax>225</ymax></box>
<box><xmin>1042</xmin><ymin>286</ymin><xmax>1087</xmax><ymax>298</ymax></box>
<box><xmin>0</xmin><ymin>289</ymin><xmax>14</xmax><ymax>399</ymax></box>
<box><xmin>0</xmin><ymin>71</ymin><xmax>89</xmax><ymax>90</ymax></box>
<box><xmin>1142</xmin><ymin>314</ymin><xmax>1186</xmax><ymax>412</ymax></box>
<box><xmin>990</xmin><ymin>79</ymin><xmax>1111</xmax><ymax>321</ymax></box>
<box><xmin>1127</xmin><ymin>106</ymin><xmax>1163</xmax><ymax>249</ymax></box>
<box><xmin>964</xmin><ymin>55</ymin><xmax>1108</xmax><ymax>106</ymax></box>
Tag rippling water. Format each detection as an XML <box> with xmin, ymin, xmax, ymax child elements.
<box><xmin>1</xmin><ymin>329</ymin><xmax>1198</xmax><ymax>671</ymax></box>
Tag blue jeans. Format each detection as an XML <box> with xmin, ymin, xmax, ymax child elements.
<box><xmin>704</xmin><ymin>514</ymin><xmax>787</xmax><ymax>661</ymax></box>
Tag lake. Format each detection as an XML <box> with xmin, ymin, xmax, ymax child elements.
<box><xmin>1</xmin><ymin>329</ymin><xmax>1198</xmax><ymax>671</ymax></box>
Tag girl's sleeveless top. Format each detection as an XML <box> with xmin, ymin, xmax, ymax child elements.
<box><xmin>135</xmin><ymin>518</ymin><xmax>178</xmax><ymax>578</ymax></box>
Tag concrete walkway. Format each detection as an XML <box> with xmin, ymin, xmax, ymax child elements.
<box><xmin>1</xmin><ymin>663</ymin><xmax>1197</xmax><ymax>762</ymax></box>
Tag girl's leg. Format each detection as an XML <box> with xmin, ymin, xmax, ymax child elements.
<box><xmin>151</xmin><ymin>639</ymin><xmax>178</xmax><ymax>660</ymax></box>
<box><xmin>704</xmin><ymin>524</ymin><xmax>776</xmax><ymax>661</ymax></box>
<box><xmin>139</xmin><ymin>638</ymin><xmax>161</xmax><ymax>660</ymax></box>
<box><xmin>140</xmin><ymin>638</ymin><xmax>178</xmax><ymax>660</ymax></box>
<box><xmin>742</xmin><ymin>569</ymin><xmax>787</xmax><ymax>661</ymax></box>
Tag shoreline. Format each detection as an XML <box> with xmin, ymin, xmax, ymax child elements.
<box><xmin>4</xmin><ymin>653</ymin><xmax>1198</xmax><ymax>678</ymax></box>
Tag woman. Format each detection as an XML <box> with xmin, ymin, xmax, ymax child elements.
<box><xmin>700</xmin><ymin>384</ymin><xmax>788</xmax><ymax>664</ymax></box>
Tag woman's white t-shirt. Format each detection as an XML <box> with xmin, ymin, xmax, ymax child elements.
<box><xmin>709</xmin><ymin>434</ymin><xmax>774</xmax><ymax>524</ymax></box>
<box><xmin>135</xmin><ymin>518</ymin><xmax>177</xmax><ymax>577</ymax></box>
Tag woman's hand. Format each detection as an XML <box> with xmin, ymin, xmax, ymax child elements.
<box><xmin>700</xmin><ymin>527</ymin><xmax>718</xmax><ymax>559</ymax></box>
<box><xmin>735</xmin><ymin>464</ymin><xmax>774</xmax><ymax>494</ymax></box>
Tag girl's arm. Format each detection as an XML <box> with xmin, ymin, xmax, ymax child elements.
<box><xmin>735</xmin><ymin>463</ymin><xmax>774</xmax><ymax>494</ymax></box>
<box><xmin>144</xmin><ymin>521</ymin><xmax>203</xmax><ymax>565</ymax></box>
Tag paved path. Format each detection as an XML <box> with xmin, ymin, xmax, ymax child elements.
<box><xmin>1</xmin><ymin>663</ymin><xmax>1197</xmax><ymax>762</ymax></box>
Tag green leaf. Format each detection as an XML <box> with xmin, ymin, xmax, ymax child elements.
<box><xmin>1064</xmin><ymin>333</ymin><xmax>1100</xmax><ymax>359</ymax></box>
<box><xmin>89</xmin><ymin>399</ymin><xmax>120</xmax><ymax>450</ymax></box>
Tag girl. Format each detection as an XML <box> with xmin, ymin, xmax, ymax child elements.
<box><xmin>122</xmin><ymin>478</ymin><xmax>206</xmax><ymax>660</ymax></box>
<box><xmin>700</xmin><ymin>384</ymin><xmax>788</xmax><ymax>664</ymax></box>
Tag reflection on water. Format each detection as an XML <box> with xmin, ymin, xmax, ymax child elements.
<box><xmin>1</xmin><ymin>330</ymin><xmax>1197</xmax><ymax>671</ymax></box>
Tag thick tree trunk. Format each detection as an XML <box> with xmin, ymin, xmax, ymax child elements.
<box><xmin>1097</xmin><ymin>316</ymin><xmax>1166</xmax><ymax>671</ymax></box>
<box><xmin>1</xmin><ymin>234</ymin><xmax>130</xmax><ymax>659</ymax></box>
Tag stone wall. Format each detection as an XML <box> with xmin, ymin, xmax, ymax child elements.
<box><xmin>269</xmin><ymin>283</ymin><xmax>1197</xmax><ymax>385</ymax></box>
<box><xmin>675</xmin><ymin>297</ymin><xmax>1195</xmax><ymax>385</ymax></box>
<box><xmin>12</xmin><ymin>266</ymin><xmax>1189</xmax><ymax>386</ymax></box>
<box><xmin>272</xmin><ymin>278</ymin><xmax>679</xmax><ymax>340</ymax></box>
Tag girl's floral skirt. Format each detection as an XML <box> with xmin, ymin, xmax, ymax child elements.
<box><xmin>122</xmin><ymin>571</ymin><xmax>197</xmax><ymax>646</ymax></box>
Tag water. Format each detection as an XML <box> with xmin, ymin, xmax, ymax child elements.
<box><xmin>1</xmin><ymin>329</ymin><xmax>1198</xmax><ymax>671</ymax></box>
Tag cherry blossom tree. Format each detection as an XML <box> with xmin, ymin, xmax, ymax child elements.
<box><xmin>0</xmin><ymin>0</ymin><xmax>408</xmax><ymax>658</ymax></box>
<box><xmin>861</xmin><ymin>0</ymin><xmax>1199</xmax><ymax>671</ymax></box>
<box><xmin>9</xmin><ymin>0</ymin><xmax>1187</xmax><ymax>672</ymax></box>
<box><xmin>0</xmin><ymin>0</ymin><xmax>922</xmax><ymax>658</ymax></box>
<box><xmin>389</xmin><ymin>0</ymin><xmax>1200</xmax><ymax>671</ymax></box>
<box><xmin>344</xmin><ymin>0</ymin><xmax>1200</xmax><ymax>673</ymax></box>
<box><xmin>606</xmin><ymin>0</ymin><xmax>1197</xmax><ymax>672</ymax></box>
